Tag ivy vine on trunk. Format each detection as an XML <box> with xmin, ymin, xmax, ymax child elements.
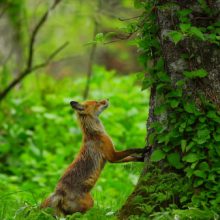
<box><xmin>119</xmin><ymin>0</ymin><xmax>220</xmax><ymax>219</ymax></box>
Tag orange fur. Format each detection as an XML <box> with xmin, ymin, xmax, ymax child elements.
<box><xmin>41</xmin><ymin>99</ymin><xmax>145</xmax><ymax>216</ymax></box>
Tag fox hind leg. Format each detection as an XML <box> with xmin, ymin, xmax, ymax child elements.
<box><xmin>78</xmin><ymin>193</ymin><xmax>94</xmax><ymax>213</ymax></box>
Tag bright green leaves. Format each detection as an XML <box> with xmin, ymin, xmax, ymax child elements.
<box><xmin>183</xmin><ymin>69</ymin><xmax>208</xmax><ymax>79</ymax></box>
<box><xmin>168</xmin><ymin>26</ymin><xmax>205</xmax><ymax>44</ymax></box>
<box><xmin>194</xmin><ymin>128</ymin><xmax>210</xmax><ymax>144</ymax></box>
<box><xmin>180</xmin><ymin>23</ymin><xmax>191</xmax><ymax>32</ymax></box>
<box><xmin>142</xmin><ymin>75</ymin><xmax>155</xmax><ymax>90</ymax></box>
<box><xmin>207</xmin><ymin>111</ymin><xmax>220</xmax><ymax>123</ymax></box>
<box><xmin>167</xmin><ymin>152</ymin><xmax>183</xmax><ymax>169</ymax></box>
<box><xmin>170</xmin><ymin>99</ymin><xmax>179</xmax><ymax>108</ymax></box>
<box><xmin>189</xmin><ymin>27</ymin><xmax>205</xmax><ymax>40</ymax></box>
<box><xmin>151</xmin><ymin>149</ymin><xmax>166</xmax><ymax>162</ymax></box>
<box><xmin>183</xmin><ymin>102</ymin><xmax>199</xmax><ymax>114</ymax></box>
<box><xmin>183</xmin><ymin>153</ymin><xmax>200</xmax><ymax>163</ymax></box>
<box><xmin>168</xmin><ymin>31</ymin><xmax>184</xmax><ymax>44</ymax></box>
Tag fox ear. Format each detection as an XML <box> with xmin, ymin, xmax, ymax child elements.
<box><xmin>70</xmin><ymin>101</ymin><xmax>84</xmax><ymax>111</ymax></box>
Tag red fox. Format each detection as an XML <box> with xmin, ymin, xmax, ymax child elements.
<box><xmin>41</xmin><ymin>99</ymin><xmax>145</xmax><ymax>215</ymax></box>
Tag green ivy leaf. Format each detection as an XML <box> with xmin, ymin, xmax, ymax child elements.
<box><xmin>151</xmin><ymin>149</ymin><xmax>166</xmax><ymax>162</ymax></box>
<box><xmin>183</xmin><ymin>153</ymin><xmax>200</xmax><ymax>163</ymax></box>
<box><xmin>183</xmin><ymin>69</ymin><xmax>208</xmax><ymax>79</ymax></box>
<box><xmin>193</xmin><ymin>179</ymin><xmax>204</xmax><ymax>187</ymax></box>
<box><xmin>169</xmin><ymin>31</ymin><xmax>184</xmax><ymax>44</ymax></box>
<box><xmin>194</xmin><ymin>170</ymin><xmax>206</xmax><ymax>179</ymax></box>
<box><xmin>178</xmin><ymin>9</ymin><xmax>192</xmax><ymax>17</ymax></box>
<box><xmin>180</xmin><ymin>23</ymin><xmax>191</xmax><ymax>32</ymax></box>
<box><xmin>213</xmin><ymin>133</ymin><xmax>220</xmax><ymax>141</ymax></box>
<box><xmin>142</xmin><ymin>76</ymin><xmax>154</xmax><ymax>90</ymax></box>
<box><xmin>189</xmin><ymin>27</ymin><xmax>205</xmax><ymax>40</ymax></box>
<box><xmin>170</xmin><ymin>99</ymin><xmax>180</xmax><ymax>108</ymax></box>
<box><xmin>183</xmin><ymin>102</ymin><xmax>199</xmax><ymax>114</ymax></box>
<box><xmin>207</xmin><ymin>111</ymin><xmax>220</xmax><ymax>123</ymax></box>
<box><xmin>167</xmin><ymin>152</ymin><xmax>183</xmax><ymax>169</ymax></box>
<box><xmin>199</xmin><ymin>162</ymin><xmax>209</xmax><ymax>171</ymax></box>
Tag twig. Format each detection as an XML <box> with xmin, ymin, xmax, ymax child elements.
<box><xmin>27</xmin><ymin>0</ymin><xmax>62</xmax><ymax>69</ymax></box>
<box><xmin>118</xmin><ymin>15</ymin><xmax>141</xmax><ymax>21</ymax></box>
<box><xmin>31</xmin><ymin>42</ymin><xmax>69</xmax><ymax>71</ymax></box>
<box><xmin>0</xmin><ymin>42</ymin><xmax>68</xmax><ymax>101</ymax></box>
<box><xmin>0</xmin><ymin>0</ymin><xmax>64</xmax><ymax>102</ymax></box>
<box><xmin>104</xmin><ymin>32</ymin><xmax>134</xmax><ymax>44</ymax></box>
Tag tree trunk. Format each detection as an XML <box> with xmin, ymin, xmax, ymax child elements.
<box><xmin>119</xmin><ymin>0</ymin><xmax>220</xmax><ymax>219</ymax></box>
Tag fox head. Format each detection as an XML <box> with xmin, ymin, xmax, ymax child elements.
<box><xmin>70</xmin><ymin>99</ymin><xmax>109</xmax><ymax>116</ymax></box>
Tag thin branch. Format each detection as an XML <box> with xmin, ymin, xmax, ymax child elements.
<box><xmin>0</xmin><ymin>42</ymin><xmax>68</xmax><ymax>101</ymax></box>
<box><xmin>104</xmin><ymin>32</ymin><xmax>134</xmax><ymax>44</ymax></box>
<box><xmin>31</xmin><ymin>42</ymin><xmax>69</xmax><ymax>71</ymax></box>
<box><xmin>118</xmin><ymin>15</ymin><xmax>141</xmax><ymax>21</ymax></box>
<box><xmin>0</xmin><ymin>0</ymin><xmax>64</xmax><ymax>102</ymax></box>
<box><xmin>27</xmin><ymin>0</ymin><xmax>62</xmax><ymax>69</ymax></box>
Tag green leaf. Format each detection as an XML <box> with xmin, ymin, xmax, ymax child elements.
<box><xmin>207</xmin><ymin>111</ymin><xmax>220</xmax><ymax>123</ymax></box>
<box><xmin>151</xmin><ymin>149</ymin><xmax>166</xmax><ymax>162</ymax></box>
<box><xmin>95</xmin><ymin>33</ymin><xmax>104</xmax><ymax>42</ymax></box>
<box><xmin>189</xmin><ymin>27</ymin><xmax>205</xmax><ymax>40</ymax></box>
<box><xmin>142</xmin><ymin>76</ymin><xmax>154</xmax><ymax>90</ymax></box>
<box><xmin>193</xmin><ymin>179</ymin><xmax>204</xmax><ymax>187</ymax></box>
<box><xmin>154</xmin><ymin>104</ymin><xmax>167</xmax><ymax>115</ymax></box>
<box><xmin>199</xmin><ymin>162</ymin><xmax>209</xmax><ymax>171</ymax></box>
<box><xmin>169</xmin><ymin>31</ymin><xmax>184</xmax><ymax>44</ymax></box>
<box><xmin>181</xmin><ymin>140</ymin><xmax>187</xmax><ymax>152</ymax></box>
<box><xmin>183</xmin><ymin>102</ymin><xmax>198</xmax><ymax>114</ymax></box>
<box><xmin>183</xmin><ymin>69</ymin><xmax>208</xmax><ymax>79</ymax></box>
<box><xmin>183</xmin><ymin>153</ymin><xmax>200</xmax><ymax>163</ymax></box>
<box><xmin>167</xmin><ymin>152</ymin><xmax>183</xmax><ymax>169</ymax></box>
<box><xmin>194</xmin><ymin>170</ymin><xmax>206</xmax><ymax>179</ymax></box>
<box><xmin>197</xmin><ymin>128</ymin><xmax>210</xmax><ymax>138</ymax></box>
<box><xmin>213</xmin><ymin>133</ymin><xmax>220</xmax><ymax>141</ymax></box>
<box><xmin>170</xmin><ymin>99</ymin><xmax>179</xmax><ymax>108</ymax></box>
<box><xmin>180</xmin><ymin>23</ymin><xmax>191</xmax><ymax>32</ymax></box>
<box><xmin>178</xmin><ymin>9</ymin><xmax>192</xmax><ymax>17</ymax></box>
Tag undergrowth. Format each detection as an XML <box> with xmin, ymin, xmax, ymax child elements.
<box><xmin>0</xmin><ymin>66</ymin><xmax>148</xmax><ymax>219</ymax></box>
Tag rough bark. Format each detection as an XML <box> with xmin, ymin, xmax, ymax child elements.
<box><xmin>119</xmin><ymin>1</ymin><xmax>220</xmax><ymax>219</ymax></box>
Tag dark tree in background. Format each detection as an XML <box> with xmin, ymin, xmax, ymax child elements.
<box><xmin>120</xmin><ymin>0</ymin><xmax>220</xmax><ymax>219</ymax></box>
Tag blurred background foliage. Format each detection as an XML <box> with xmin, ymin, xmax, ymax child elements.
<box><xmin>0</xmin><ymin>0</ymin><xmax>148</xmax><ymax>219</ymax></box>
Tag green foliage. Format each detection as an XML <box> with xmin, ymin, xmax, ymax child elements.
<box><xmin>132</xmin><ymin>0</ymin><xmax>220</xmax><ymax>218</ymax></box>
<box><xmin>0</xmin><ymin>66</ymin><xmax>148</xmax><ymax>219</ymax></box>
<box><xmin>183</xmin><ymin>69</ymin><xmax>208</xmax><ymax>79</ymax></box>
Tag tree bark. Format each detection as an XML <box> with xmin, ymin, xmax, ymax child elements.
<box><xmin>119</xmin><ymin>1</ymin><xmax>220</xmax><ymax>219</ymax></box>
